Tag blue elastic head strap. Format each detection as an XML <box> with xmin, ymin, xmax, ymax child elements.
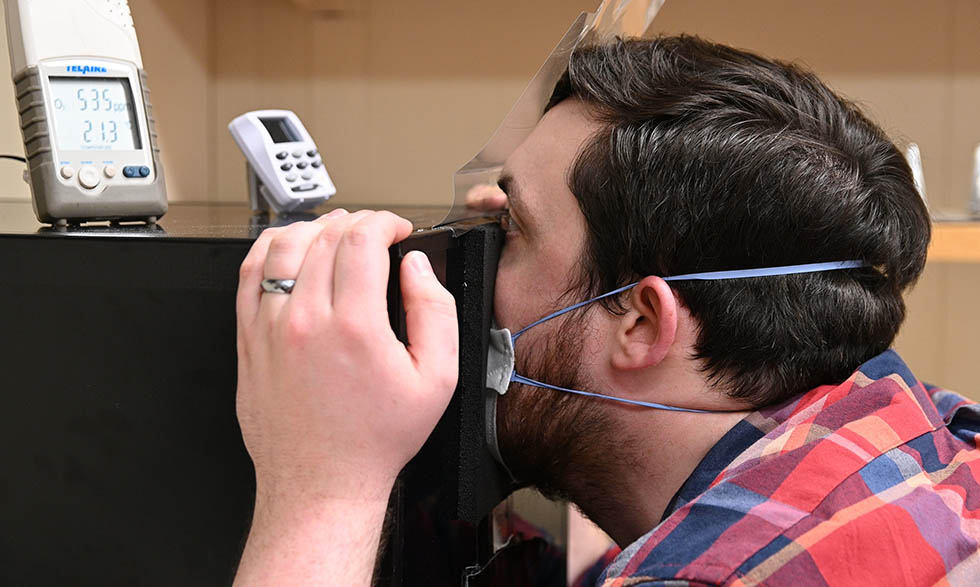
<box><xmin>504</xmin><ymin>260</ymin><xmax>868</xmax><ymax>414</ymax></box>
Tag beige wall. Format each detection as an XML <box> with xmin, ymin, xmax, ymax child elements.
<box><xmin>0</xmin><ymin>7</ymin><xmax>25</xmax><ymax>199</ymax></box>
<box><xmin>654</xmin><ymin>0</ymin><xmax>980</xmax><ymax>217</ymax></box>
<box><xmin>0</xmin><ymin>0</ymin><xmax>978</xmax><ymax>393</ymax></box>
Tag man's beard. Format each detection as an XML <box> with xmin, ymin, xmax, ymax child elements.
<box><xmin>495</xmin><ymin>312</ymin><xmax>635</xmax><ymax>517</ymax></box>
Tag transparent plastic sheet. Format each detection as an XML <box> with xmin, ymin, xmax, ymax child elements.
<box><xmin>440</xmin><ymin>0</ymin><xmax>666</xmax><ymax>225</ymax></box>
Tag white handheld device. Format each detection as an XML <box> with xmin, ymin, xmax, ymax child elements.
<box><xmin>228</xmin><ymin>110</ymin><xmax>336</xmax><ymax>213</ymax></box>
<box><xmin>4</xmin><ymin>0</ymin><xmax>167</xmax><ymax>225</ymax></box>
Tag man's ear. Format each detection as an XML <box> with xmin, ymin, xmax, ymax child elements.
<box><xmin>611</xmin><ymin>276</ymin><xmax>678</xmax><ymax>371</ymax></box>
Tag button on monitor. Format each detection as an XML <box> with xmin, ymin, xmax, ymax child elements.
<box><xmin>78</xmin><ymin>165</ymin><xmax>100</xmax><ymax>189</ymax></box>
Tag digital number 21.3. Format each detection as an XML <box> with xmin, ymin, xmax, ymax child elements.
<box><xmin>83</xmin><ymin>120</ymin><xmax>118</xmax><ymax>144</ymax></box>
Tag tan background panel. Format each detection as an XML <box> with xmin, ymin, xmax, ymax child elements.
<box><xmin>0</xmin><ymin>0</ymin><xmax>977</xmax><ymax>394</ymax></box>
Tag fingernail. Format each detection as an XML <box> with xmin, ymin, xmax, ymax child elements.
<box><xmin>325</xmin><ymin>208</ymin><xmax>348</xmax><ymax>218</ymax></box>
<box><xmin>409</xmin><ymin>251</ymin><xmax>432</xmax><ymax>275</ymax></box>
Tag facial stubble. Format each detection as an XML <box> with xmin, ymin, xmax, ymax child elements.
<box><xmin>495</xmin><ymin>312</ymin><xmax>636</xmax><ymax>521</ymax></box>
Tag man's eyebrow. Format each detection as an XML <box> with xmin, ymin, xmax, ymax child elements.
<box><xmin>497</xmin><ymin>173</ymin><xmax>527</xmax><ymax>217</ymax></box>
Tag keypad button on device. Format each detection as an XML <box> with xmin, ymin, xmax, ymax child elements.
<box><xmin>285</xmin><ymin>173</ymin><xmax>298</xmax><ymax>182</ymax></box>
<box><xmin>59</xmin><ymin>165</ymin><xmax>75</xmax><ymax>180</ymax></box>
<box><xmin>307</xmin><ymin>149</ymin><xmax>318</xmax><ymax>158</ymax></box>
<box><xmin>78</xmin><ymin>166</ymin><xmax>100</xmax><ymax>189</ymax></box>
<box><xmin>276</xmin><ymin>151</ymin><xmax>288</xmax><ymax>160</ymax></box>
<box><xmin>280</xmin><ymin>162</ymin><xmax>293</xmax><ymax>171</ymax></box>
<box><xmin>123</xmin><ymin>166</ymin><xmax>141</xmax><ymax>178</ymax></box>
<box><xmin>296</xmin><ymin>161</ymin><xmax>308</xmax><ymax>170</ymax></box>
<box><xmin>311</xmin><ymin>159</ymin><xmax>322</xmax><ymax>168</ymax></box>
<box><xmin>139</xmin><ymin>166</ymin><xmax>151</xmax><ymax>178</ymax></box>
<box><xmin>292</xmin><ymin>150</ymin><xmax>303</xmax><ymax>158</ymax></box>
<box><xmin>301</xmin><ymin>171</ymin><xmax>313</xmax><ymax>180</ymax></box>
<box><xmin>103</xmin><ymin>165</ymin><xmax>117</xmax><ymax>179</ymax></box>
<box><xmin>291</xmin><ymin>183</ymin><xmax>318</xmax><ymax>193</ymax></box>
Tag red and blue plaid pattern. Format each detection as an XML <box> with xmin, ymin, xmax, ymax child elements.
<box><xmin>598</xmin><ymin>349</ymin><xmax>980</xmax><ymax>586</ymax></box>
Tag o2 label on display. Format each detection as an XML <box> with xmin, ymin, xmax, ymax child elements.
<box><xmin>48</xmin><ymin>76</ymin><xmax>142</xmax><ymax>151</ymax></box>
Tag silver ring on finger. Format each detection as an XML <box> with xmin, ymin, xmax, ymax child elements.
<box><xmin>260</xmin><ymin>278</ymin><xmax>297</xmax><ymax>294</ymax></box>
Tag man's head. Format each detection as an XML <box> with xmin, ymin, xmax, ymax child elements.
<box><xmin>492</xmin><ymin>35</ymin><xmax>930</xmax><ymax>525</ymax></box>
<box><xmin>549</xmin><ymin>35</ymin><xmax>929</xmax><ymax>404</ymax></box>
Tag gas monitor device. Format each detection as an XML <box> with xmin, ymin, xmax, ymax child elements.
<box><xmin>4</xmin><ymin>0</ymin><xmax>167</xmax><ymax>226</ymax></box>
<box><xmin>229</xmin><ymin>110</ymin><xmax>336</xmax><ymax>214</ymax></box>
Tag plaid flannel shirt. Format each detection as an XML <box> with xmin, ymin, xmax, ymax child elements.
<box><xmin>598</xmin><ymin>349</ymin><xmax>980</xmax><ymax>586</ymax></box>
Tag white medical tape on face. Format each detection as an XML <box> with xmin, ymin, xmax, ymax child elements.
<box><xmin>486</xmin><ymin>326</ymin><xmax>515</xmax><ymax>396</ymax></box>
<box><xmin>486</xmin><ymin>322</ymin><xmax>518</xmax><ymax>483</ymax></box>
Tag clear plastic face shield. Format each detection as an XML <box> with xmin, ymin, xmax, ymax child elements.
<box><xmin>443</xmin><ymin>0</ymin><xmax>667</xmax><ymax>225</ymax></box>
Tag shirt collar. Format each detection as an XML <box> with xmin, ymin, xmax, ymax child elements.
<box><xmin>661</xmin><ymin>417</ymin><xmax>765</xmax><ymax>520</ymax></box>
<box><xmin>660</xmin><ymin>349</ymin><xmax>942</xmax><ymax>521</ymax></box>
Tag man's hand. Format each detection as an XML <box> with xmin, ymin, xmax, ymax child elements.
<box><xmin>465</xmin><ymin>183</ymin><xmax>507</xmax><ymax>210</ymax></box>
<box><xmin>233</xmin><ymin>209</ymin><xmax>459</xmax><ymax>586</ymax></box>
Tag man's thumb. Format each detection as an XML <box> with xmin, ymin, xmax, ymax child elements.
<box><xmin>400</xmin><ymin>251</ymin><xmax>459</xmax><ymax>387</ymax></box>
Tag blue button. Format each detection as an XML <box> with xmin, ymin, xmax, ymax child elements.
<box><xmin>139</xmin><ymin>166</ymin><xmax>150</xmax><ymax>177</ymax></box>
<box><xmin>123</xmin><ymin>166</ymin><xmax>140</xmax><ymax>178</ymax></box>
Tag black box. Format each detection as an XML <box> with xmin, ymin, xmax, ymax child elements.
<box><xmin>0</xmin><ymin>202</ymin><xmax>510</xmax><ymax>586</ymax></box>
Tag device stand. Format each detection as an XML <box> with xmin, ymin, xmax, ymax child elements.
<box><xmin>246</xmin><ymin>162</ymin><xmax>271</xmax><ymax>213</ymax></box>
<box><xmin>245</xmin><ymin>162</ymin><xmax>326</xmax><ymax>218</ymax></box>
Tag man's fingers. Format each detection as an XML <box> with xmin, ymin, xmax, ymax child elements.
<box><xmin>400</xmin><ymin>250</ymin><xmax>459</xmax><ymax>390</ymax></box>
<box><xmin>315</xmin><ymin>208</ymin><xmax>348</xmax><ymax>224</ymax></box>
<box><xmin>237</xmin><ymin>226</ymin><xmax>282</xmax><ymax>328</ymax></box>
<box><xmin>291</xmin><ymin>209</ymin><xmax>374</xmax><ymax>307</ymax></box>
<box><xmin>465</xmin><ymin>183</ymin><xmax>507</xmax><ymax>211</ymax></box>
<box><xmin>238</xmin><ymin>210</ymin><xmax>348</xmax><ymax>327</ymax></box>
<box><xmin>254</xmin><ymin>221</ymin><xmax>332</xmax><ymax>320</ymax></box>
<box><xmin>262</xmin><ymin>222</ymin><xmax>331</xmax><ymax>283</ymax></box>
<box><xmin>332</xmin><ymin>212</ymin><xmax>413</xmax><ymax>315</ymax></box>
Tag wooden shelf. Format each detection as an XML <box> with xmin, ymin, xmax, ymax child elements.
<box><xmin>928</xmin><ymin>223</ymin><xmax>980</xmax><ymax>262</ymax></box>
<box><xmin>287</xmin><ymin>0</ymin><xmax>358</xmax><ymax>12</ymax></box>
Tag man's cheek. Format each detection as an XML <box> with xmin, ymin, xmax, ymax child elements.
<box><xmin>492</xmin><ymin>268</ymin><xmax>521</xmax><ymax>329</ymax></box>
